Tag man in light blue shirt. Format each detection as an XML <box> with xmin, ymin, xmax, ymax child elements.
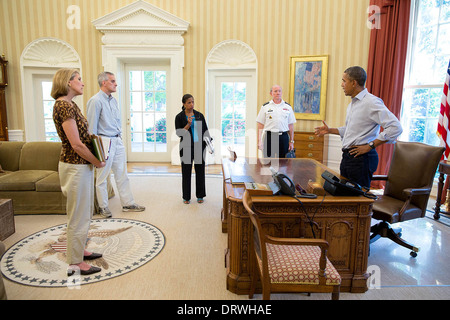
<box><xmin>314</xmin><ymin>66</ymin><xmax>402</xmax><ymax>188</ymax></box>
<box><xmin>87</xmin><ymin>72</ymin><xmax>145</xmax><ymax>218</ymax></box>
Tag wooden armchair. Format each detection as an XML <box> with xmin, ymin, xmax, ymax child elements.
<box><xmin>371</xmin><ymin>141</ymin><xmax>445</xmax><ymax>257</ymax></box>
<box><xmin>242</xmin><ymin>191</ymin><xmax>341</xmax><ymax>300</ymax></box>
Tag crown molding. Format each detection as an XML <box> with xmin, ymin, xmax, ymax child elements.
<box><xmin>92</xmin><ymin>0</ymin><xmax>189</xmax><ymax>45</ymax></box>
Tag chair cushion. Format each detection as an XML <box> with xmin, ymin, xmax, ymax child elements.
<box><xmin>262</xmin><ymin>244</ymin><xmax>341</xmax><ymax>286</ymax></box>
<box><xmin>373</xmin><ymin>195</ymin><xmax>423</xmax><ymax>223</ymax></box>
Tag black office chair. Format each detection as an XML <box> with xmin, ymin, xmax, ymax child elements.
<box><xmin>370</xmin><ymin>141</ymin><xmax>444</xmax><ymax>257</ymax></box>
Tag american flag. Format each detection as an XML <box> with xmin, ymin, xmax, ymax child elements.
<box><xmin>437</xmin><ymin>59</ymin><xmax>450</xmax><ymax>160</ymax></box>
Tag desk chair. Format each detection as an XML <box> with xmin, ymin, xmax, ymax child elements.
<box><xmin>242</xmin><ymin>191</ymin><xmax>341</xmax><ymax>300</ymax></box>
<box><xmin>371</xmin><ymin>141</ymin><xmax>444</xmax><ymax>257</ymax></box>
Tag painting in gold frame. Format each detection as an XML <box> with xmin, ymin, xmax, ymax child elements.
<box><xmin>289</xmin><ymin>55</ymin><xmax>328</xmax><ymax>120</ymax></box>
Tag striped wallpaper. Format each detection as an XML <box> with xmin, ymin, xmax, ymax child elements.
<box><xmin>0</xmin><ymin>0</ymin><xmax>371</xmax><ymax>134</ymax></box>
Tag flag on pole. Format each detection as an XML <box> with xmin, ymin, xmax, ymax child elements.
<box><xmin>437</xmin><ymin>59</ymin><xmax>450</xmax><ymax>160</ymax></box>
<box><xmin>437</xmin><ymin>59</ymin><xmax>450</xmax><ymax>205</ymax></box>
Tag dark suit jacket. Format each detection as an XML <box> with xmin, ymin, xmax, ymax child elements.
<box><xmin>175</xmin><ymin>109</ymin><xmax>211</xmax><ymax>158</ymax></box>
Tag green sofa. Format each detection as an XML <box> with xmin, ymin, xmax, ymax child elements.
<box><xmin>0</xmin><ymin>240</ymin><xmax>6</xmax><ymax>300</ymax></box>
<box><xmin>0</xmin><ymin>141</ymin><xmax>65</xmax><ymax>215</ymax></box>
<box><xmin>0</xmin><ymin>141</ymin><xmax>115</xmax><ymax>215</ymax></box>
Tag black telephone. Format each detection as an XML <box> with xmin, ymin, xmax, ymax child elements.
<box><xmin>270</xmin><ymin>167</ymin><xmax>296</xmax><ymax>196</ymax></box>
<box><xmin>321</xmin><ymin>171</ymin><xmax>377</xmax><ymax>199</ymax></box>
<box><xmin>269</xmin><ymin>167</ymin><xmax>317</xmax><ymax>198</ymax></box>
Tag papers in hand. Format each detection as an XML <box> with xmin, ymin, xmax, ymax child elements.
<box><xmin>92</xmin><ymin>135</ymin><xmax>111</xmax><ymax>162</ymax></box>
<box><xmin>204</xmin><ymin>136</ymin><xmax>214</xmax><ymax>154</ymax></box>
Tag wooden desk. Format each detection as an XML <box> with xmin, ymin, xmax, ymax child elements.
<box><xmin>221</xmin><ymin>157</ymin><xmax>373</xmax><ymax>294</ymax></box>
<box><xmin>434</xmin><ymin>161</ymin><xmax>450</xmax><ymax>220</ymax></box>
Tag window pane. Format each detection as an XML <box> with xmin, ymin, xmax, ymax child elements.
<box><xmin>43</xmin><ymin>101</ymin><xmax>53</xmax><ymax>118</ymax></box>
<box><xmin>417</xmin><ymin>0</ymin><xmax>440</xmax><ymax>27</ymax></box>
<box><xmin>409</xmin><ymin>118</ymin><xmax>425</xmax><ymax>142</ymax></box>
<box><xmin>42</xmin><ymin>82</ymin><xmax>53</xmax><ymax>100</ymax></box>
<box><xmin>130</xmin><ymin>92</ymin><xmax>143</xmax><ymax>112</ymax></box>
<box><xmin>143</xmin><ymin>113</ymin><xmax>155</xmax><ymax>133</ymax></box>
<box><xmin>234</xmin><ymin>102</ymin><xmax>246</xmax><ymax>120</ymax></box>
<box><xmin>144</xmin><ymin>71</ymin><xmax>154</xmax><ymax>91</ymax></box>
<box><xmin>155</xmin><ymin>92</ymin><xmax>167</xmax><ymax>112</ymax></box>
<box><xmin>441</xmin><ymin>0</ymin><xmax>450</xmax><ymax>22</ymax></box>
<box><xmin>410</xmin><ymin>88</ymin><xmax>428</xmax><ymax>117</ymax></box>
<box><xmin>222</xmin><ymin>83</ymin><xmax>234</xmax><ymax>101</ymax></box>
<box><xmin>130</xmin><ymin>71</ymin><xmax>142</xmax><ymax>91</ymax></box>
<box><xmin>130</xmin><ymin>113</ymin><xmax>143</xmax><ymax>132</ymax></box>
<box><xmin>155</xmin><ymin>72</ymin><xmax>166</xmax><ymax>90</ymax></box>
<box><xmin>426</xmin><ymin>118</ymin><xmax>440</xmax><ymax>145</ymax></box>
<box><xmin>155</xmin><ymin>113</ymin><xmax>167</xmax><ymax>132</ymax></box>
<box><xmin>131</xmin><ymin>133</ymin><xmax>143</xmax><ymax>152</ymax></box>
<box><xmin>235</xmin><ymin>83</ymin><xmax>246</xmax><ymax>101</ymax></box>
<box><xmin>144</xmin><ymin>92</ymin><xmax>155</xmax><ymax>111</ymax></box>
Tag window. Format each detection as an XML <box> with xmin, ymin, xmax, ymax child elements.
<box><xmin>128</xmin><ymin>70</ymin><xmax>167</xmax><ymax>153</ymax></box>
<box><xmin>42</xmin><ymin>81</ymin><xmax>59</xmax><ymax>142</ymax></box>
<box><xmin>221</xmin><ymin>82</ymin><xmax>247</xmax><ymax>156</ymax></box>
<box><xmin>400</xmin><ymin>0</ymin><xmax>450</xmax><ymax>145</ymax></box>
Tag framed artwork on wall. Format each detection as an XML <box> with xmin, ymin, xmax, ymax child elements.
<box><xmin>289</xmin><ymin>55</ymin><xmax>328</xmax><ymax>120</ymax></box>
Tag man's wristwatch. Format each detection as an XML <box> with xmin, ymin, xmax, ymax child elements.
<box><xmin>368</xmin><ymin>141</ymin><xmax>375</xmax><ymax>149</ymax></box>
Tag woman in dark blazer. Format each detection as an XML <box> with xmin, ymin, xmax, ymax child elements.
<box><xmin>175</xmin><ymin>94</ymin><xmax>211</xmax><ymax>204</ymax></box>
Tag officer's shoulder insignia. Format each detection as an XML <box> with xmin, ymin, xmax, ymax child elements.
<box><xmin>284</xmin><ymin>102</ymin><xmax>291</xmax><ymax>106</ymax></box>
<box><xmin>263</xmin><ymin>101</ymin><xmax>270</xmax><ymax>106</ymax></box>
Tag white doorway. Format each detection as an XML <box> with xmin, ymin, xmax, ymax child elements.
<box><xmin>208</xmin><ymin>72</ymin><xmax>257</xmax><ymax>163</ymax></box>
<box><xmin>125</xmin><ymin>64</ymin><xmax>172</xmax><ymax>162</ymax></box>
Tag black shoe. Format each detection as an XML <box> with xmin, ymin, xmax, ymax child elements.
<box><xmin>67</xmin><ymin>266</ymin><xmax>102</xmax><ymax>276</ymax></box>
<box><xmin>83</xmin><ymin>252</ymin><xmax>102</xmax><ymax>260</ymax></box>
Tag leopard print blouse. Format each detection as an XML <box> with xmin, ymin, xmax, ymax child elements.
<box><xmin>53</xmin><ymin>100</ymin><xmax>94</xmax><ymax>164</ymax></box>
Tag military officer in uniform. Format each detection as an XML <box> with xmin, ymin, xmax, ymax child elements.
<box><xmin>257</xmin><ymin>85</ymin><xmax>296</xmax><ymax>158</ymax></box>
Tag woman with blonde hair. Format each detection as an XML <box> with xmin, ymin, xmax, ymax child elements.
<box><xmin>52</xmin><ymin>68</ymin><xmax>106</xmax><ymax>276</ymax></box>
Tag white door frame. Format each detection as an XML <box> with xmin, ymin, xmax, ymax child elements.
<box><xmin>102</xmin><ymin>46</ymin><xmax>185</xmax><ymax>164</ymax></box>
<box><xmin>124</xmin><ymin>63</ymin><xmax>172</xmax><ymax>162</ymax></box>
<box><xmin>207</xmin><ymin>70</ymin><xmax>258</xmax><ymax>164</ymax></box>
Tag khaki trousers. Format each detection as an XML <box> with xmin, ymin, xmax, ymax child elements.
<box><xmin>95</xmin><ymin>137</ymin><xmax>134</xmax><ymax>208</ymax></box>
<box><xmin>59</xmin><ymin>162</ymin><xmax>94</xmax><ymax>265</ymax></box>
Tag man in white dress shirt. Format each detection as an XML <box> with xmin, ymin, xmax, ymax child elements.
<box><xmin>86</xmin><ymin>72</ymin><xmax>145</xmax><ymax>218</ymax></box>
<box><xmin>256</xmin><ymin>85</ymin><xmax>296</xmax><ymax>158</ymax></box>
<box><xmin>314</xmin><ymin>66</ymin><xmax>402</xmax><ymax>188</ymax></box>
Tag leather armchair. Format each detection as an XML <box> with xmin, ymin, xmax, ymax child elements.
<box><xmin>371</xmin><ymin>141</ymin><xmax>444</xmax><ymax>257</ymax></box>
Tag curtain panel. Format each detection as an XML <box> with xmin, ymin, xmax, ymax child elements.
<box><xmin>367</xmin><ymin>0</ymin><xmax>411</xmax><ymax>188</ymax></box>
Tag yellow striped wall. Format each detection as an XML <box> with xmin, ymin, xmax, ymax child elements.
<box><xmin>0</xmin><ymin>0</ymin><xmax>371</xmax><ymax>134</ymax></box>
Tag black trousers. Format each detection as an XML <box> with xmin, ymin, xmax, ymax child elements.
<box><xmin>340</xmin><ymin>148</ymin><xmax>378</xmax><ymax>189</ymax></box>
<box><xmin>181</xmin><ymin>146</ymin><xmax>206</xmax><ymax>201</ymax></box>
<box><xmin>263</xmin><ymin>131</ymin><xmax>290</xmax><ymax>158</ymax></box>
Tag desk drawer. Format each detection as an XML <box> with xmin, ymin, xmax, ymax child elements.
<box><xmin>296</xmin><ymin>149</ymin><xmax>323</xmax><ymax>162</ymax></box>
<box><xmin>294</xmin><ymin>132</ymin><xmax>324</xmax><ymax>162</ymax></box>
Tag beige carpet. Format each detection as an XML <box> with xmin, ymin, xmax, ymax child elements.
<box><xmin>2</xmin><ymin>174</ymin><xmax>450</xmax><ymax>300</ymax></box>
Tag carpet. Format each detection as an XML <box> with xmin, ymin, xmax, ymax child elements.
<box><xmin>0</xmin><ymin>218</ymin><xmax>165</xmax><ymax>288</ymax></box>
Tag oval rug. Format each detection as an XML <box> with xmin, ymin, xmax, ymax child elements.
<box><xmin>0</xmin><ymin>219</ymin><xmax>165</xmax><ymax>288</ymax></box>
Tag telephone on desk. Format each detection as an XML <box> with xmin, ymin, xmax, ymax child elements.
<box><xmin>270</xmin><ymin>167</ymin><xmax>317</xmax><ymax>198</ymax></box>
<box><xmin>321</xmin><ymin>170</ymin><xmax>377</xmax><ymax>199</ymax></box>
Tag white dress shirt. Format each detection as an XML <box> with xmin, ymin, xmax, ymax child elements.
<box><xmin>338</xmin><ymin>89</ymin><xmax>402</xmax><ymax>149</ymax></box>
<box><xmin>256</xmin><ymin>100</ymin><xmax>296</xmax><ymax>132</ymax></box>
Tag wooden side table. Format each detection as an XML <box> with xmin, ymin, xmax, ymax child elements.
<box><xmin>434</xmin><ymin>161</ymin><xmax>450</xmax><ymax>220</ymax></box>
<box><xmin>0</xmin><ymin>199</ymin><xmax>14</xmax><ymax>241</ymax></box>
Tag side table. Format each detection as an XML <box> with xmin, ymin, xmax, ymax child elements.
<box><xmin>434</xmin><ymin>161</ymin><xmax>450</xmax><ymax>220</ymax></box>
<box><xmin>0</xmin><ymin>199</ymin><xmax>14</xmax><ymax>241</ymax></box>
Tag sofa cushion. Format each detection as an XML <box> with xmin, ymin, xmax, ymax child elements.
<box><xmin>0</xmin><ymin>142</ymin><xmax>26</xmax><ymax>171</ymax></box>
<box><xmin>19</xmin><ymin>142</ymin><xmax>61</xmax><ymax>171</ymax></box>
<box><xmin>0</xmin><ymin>170</ymin><xmax>54</xmax><ymax>191</ymax></box>
<box><xmin>35</xmin><ymin>172</ymin><xmax>61</xmax><ymax>192</ymax></box>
